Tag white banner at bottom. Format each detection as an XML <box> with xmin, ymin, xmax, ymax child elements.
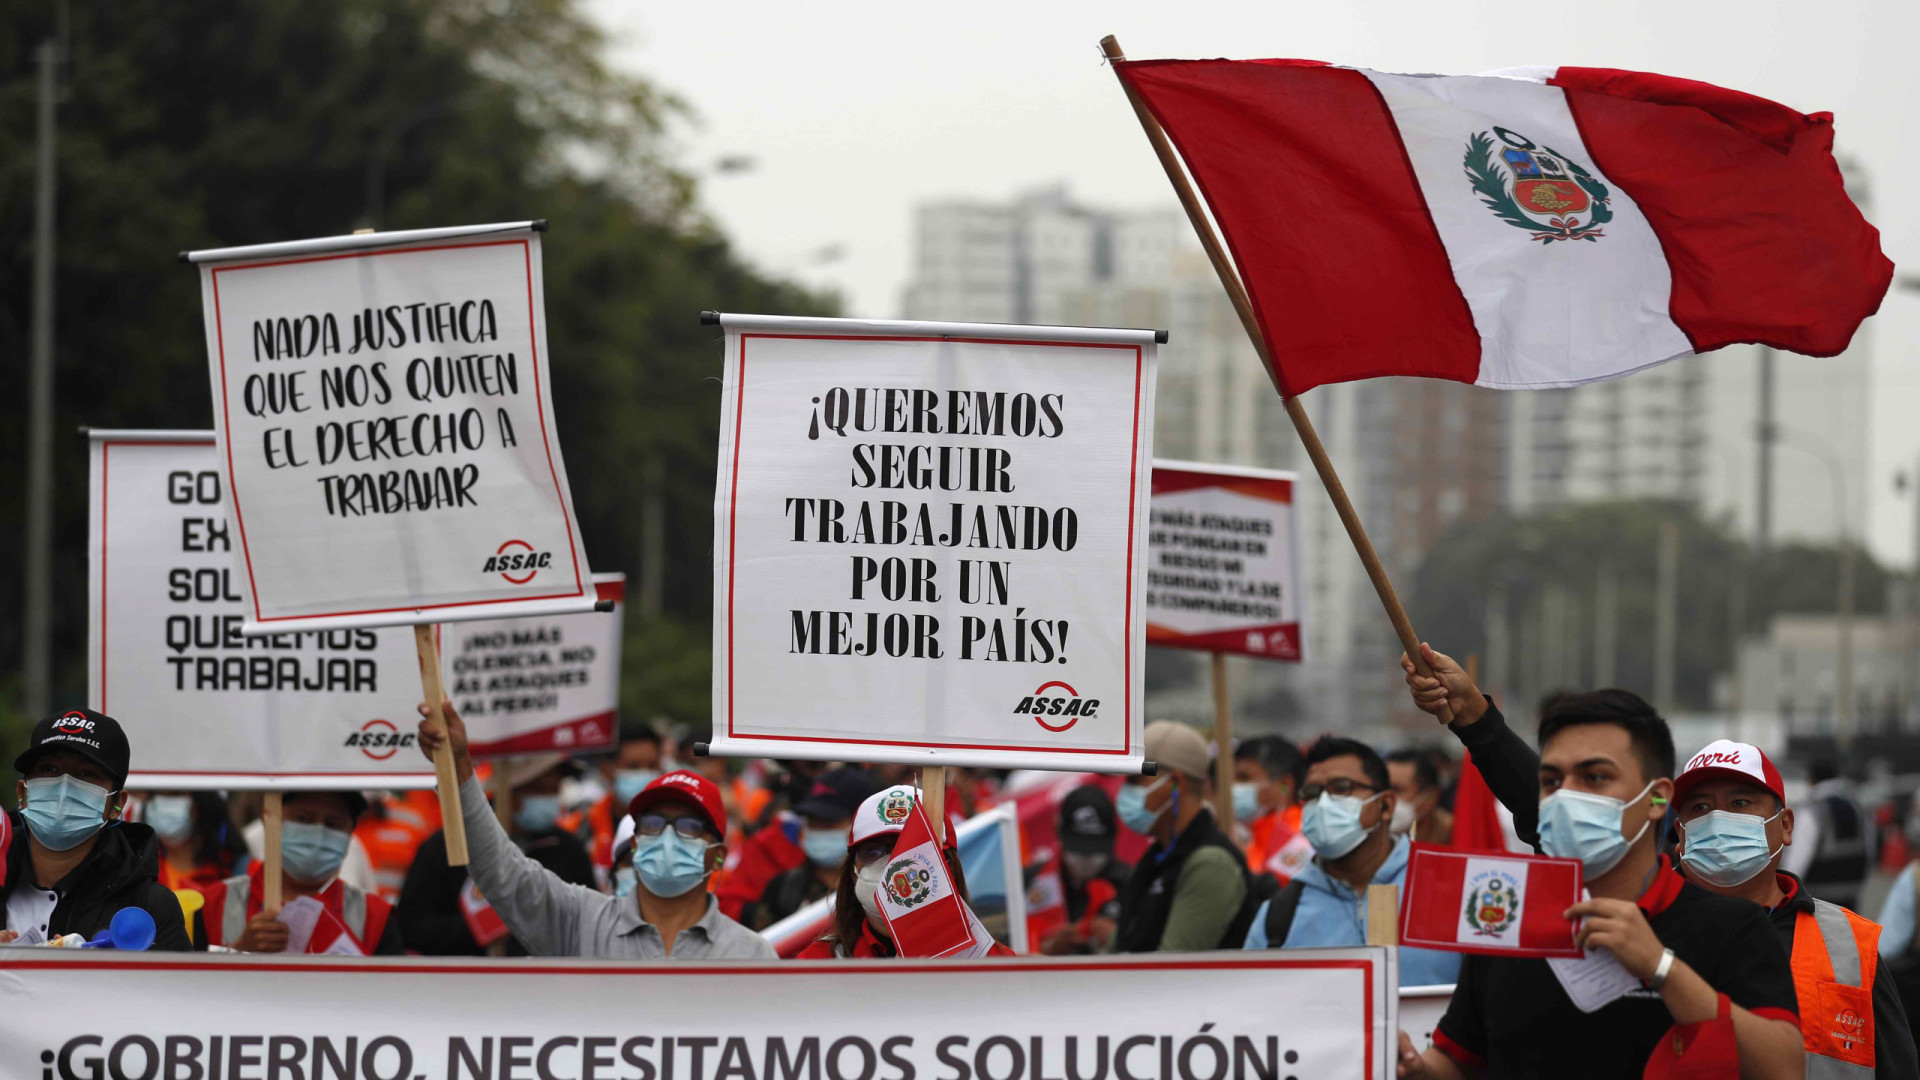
<box><xmin>1</xmin><ymin>949</ymin><xmax>1394</xmax><ymax>1080</ymax></box>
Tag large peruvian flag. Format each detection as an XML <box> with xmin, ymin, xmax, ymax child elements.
<box><xmin>1116</xmin><ymin>60</ymin><xmax>1892</xmax><ymax>394</ymax></box>
<box><xmin>1400</xmin><ymin>843</ymin><xmax>1584</xmax><ymax>958</ymax></box>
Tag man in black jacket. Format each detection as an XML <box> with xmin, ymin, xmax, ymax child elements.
<box><xmin>1112</xmin><ymin>721</ymin><xmax>1252</xmax><ymax>952</ymax></box>
<box><xmin>2</xmin><ymin>709</ymin><xmax>190</xmax><ymax>950</ymax></box>
<box><xmin>1403</xmin><ymin>644</ymin><xmax>1919</xmax><ymax>1079</ymax></box>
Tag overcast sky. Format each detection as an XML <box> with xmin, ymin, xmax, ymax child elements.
<box><xmin>588</xmin><ymin>0</ymin><xmax>1920</xmax><ymax>564</ymax></box>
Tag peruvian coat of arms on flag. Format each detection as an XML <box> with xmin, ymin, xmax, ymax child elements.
<box><xmin>1401</xmin><ymin>843</ymin><xmax>1584</xmax><ymax>959</ymax></box>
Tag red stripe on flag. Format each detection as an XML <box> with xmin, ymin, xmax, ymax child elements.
<box><xmin>1552</xmin><ymin>68</ymin><xmax>1892</xmax><ymax>358</ymax></box>
<box><xmin>1518</xmin><ymin>860</ymin><xmax>1581</xmax><ymax>953</ymax></box>
<box><xmin>1399</xmin><ymin>846</ymin><xmax>1467</xmax><ymax>944</ymax></box>
<box><xmin>1116</xmin><ymin>59</ymin><xmax>1482</xmax><ymax>395</ymax></box>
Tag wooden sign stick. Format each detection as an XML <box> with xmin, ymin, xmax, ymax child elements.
<box><xmin>920</xmin><ymin>765</ymin><xmax>948</xmax><ymax>845</ymax></box>
<box><xmin>261</xmin><ymin>790</ymin><xmax>283</xmax><ymax>912</ymax></box>
<box><xmin>416</xmin><ymin>624</ymin><xmax>469</xmax><ymax>865</ymax></box>
<box><xmin>1211</xmin><ymin>653</ymin><xmax>1234</xmax><ymax>826</ymax></box>
<box><xmin>1101</xmin><ymin>35</ymin><xmax>1452</xmax><ymax>724</ymax></box>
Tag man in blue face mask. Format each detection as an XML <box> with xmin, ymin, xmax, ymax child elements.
<box><xmin>415</xmin><ymin>701</ymin><xmax>774</xmax><ymax>959</ymax></box>
<box><xmin>1110</xmin><ymin>721</ymin><xmax>1255</xmax><ymax>952</ymax></box>
<box><xmin>1242</xmin><ymin>737</ymin><xmax>1461</xmax><ymax>986</ymax></box>
<box><xmin>1397</xmin><ymin>649</ymin><xmax>1806</xmax><ymax>1080</ymax></box>
<box><xmin>2</xmin><ymin>709</ymin><xmax>190</xmax><ymax>950</ymax></box>
<box><xmin>1674</xmin><ymin>741</ymin><xmax>1917</xmax><ymax>1079</ymax></box>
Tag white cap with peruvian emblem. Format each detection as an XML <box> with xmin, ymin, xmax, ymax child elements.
<box><xmin>850</xmin><ymin>784</ymin><xmax>920</xmax><ymax>847</ymax></box>
<box><xmin>1673</xmin><ymin>739</ymin><xmax>1787</xmax><ymax>807</ymax></box>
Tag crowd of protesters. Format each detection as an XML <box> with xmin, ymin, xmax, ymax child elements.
<box><xmin>12</xmin><ymin>652</ymin><xmax>1920</xmax><ymax>1076</ymax></box>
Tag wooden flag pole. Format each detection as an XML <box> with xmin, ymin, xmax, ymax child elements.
<box><xmin>919</xmin><ymin>766</ymin><xmax>948</xmax><ymax>845</ymax></box>
<box><xmin>416</xmin><ymin>624</ymin><xmax>469</xmax><ymax>865</ymax></box>
<box><xmin>1211</xmin><ymin>652</ymin><xmax>1233</xmax><ymax>825</ymax></box>
<box><xmin>1100</xmin><ymin>35</ymin><xmax>1453</xmax><ymax>724</ymax></box>
<box><xmin>261</xmin><ymin>791</ymin><xmax>284</xmax><ymax>912</ymax></box>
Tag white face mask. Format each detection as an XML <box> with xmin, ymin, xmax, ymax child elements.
<box><xmin>1389</xmin><ymin>799</ymin><xmax>1416</xmax><ymax>836</ymax></box>
<box><xmin>854</xmin><ymin>858</ymin><xmax>888</xmax><ymax>923</ymax></box>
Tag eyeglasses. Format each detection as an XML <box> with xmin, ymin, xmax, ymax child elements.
<box><xmin>1299</xmin><ymin>779</ymin><xmax>1377</xmax><ymax>800</ymax></box>
<box><xmin>636</xmin><ymin>814</ymin><xmax>710</xmax><ymax>840</ymax></box>
<box><xmin>851</xmin><ymin>841</ymin><xmax>895</xmax><ymax>868</ymax></box>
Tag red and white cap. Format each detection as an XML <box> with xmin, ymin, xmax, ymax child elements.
<box><xmin>627</xmin><ymin>770</ymin><xmax>728</xmax><ymax>838</ymax></box>
<box><xmin>849</xmin><ymin>785</ymin><xmax>920</xmax><ymax>847</ymax></box>
<box><xmin>1673</xmin><ymin>740</ymin><xmax>1786</xmax><ymax>806</ymax></box>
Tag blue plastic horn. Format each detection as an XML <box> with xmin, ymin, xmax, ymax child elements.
<box><xmin>80</xmin><ymin>907</ymin><xmax>157</xmax><ymax>951</ymax></box>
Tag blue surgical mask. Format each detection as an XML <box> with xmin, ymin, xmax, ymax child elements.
<box><xmin>635</xmin><ymin>830</ymin><xmax>712</xmax><ymax>898</ymax></box>
<box><xmin>515</xmin><ymin>794</ymin><xmax>562</xmax><ymax>833</ymax></box>
<box><xmin>1679</xmin><ymin>809</ymin><xmax>1784</xmax><ymax>887</ymax></box>
<box><xmin>144</xmin><ymin>794</ymin><xmax>195</xmax><ymax>847</ymax></box>
<box><xmin>1538</xmin><ymin>781</ymin><xmax>1657</xmax><ymax>878</ymax></box>
<box><xmin>614</xmin><ymin>769</ymin><xmax>660</xmax><ymax>807</ymax></box>
<box><xmin>280</xmin><ymin>821</ymin><xmax>353</xmax><ymax>885</ymax></box>
<box><xmin>1116</xmin><ymin>777</ymin><xmax>1172</xmax><ymax>835</ymax></box>
<box><xmin>802</xmin><ymin>827</ymin><xmax>848</xmax><ymax>867</ymax></box>
<box><xmin>614</xmin><ymin>866</ymin><xmax>637</xmax><ymax>898</ymax></box>
<box><xmin>21</xmin><ymin>775</ymin><xmax>116</xmax><ymax>852</ymax></box>
<box><xmin>1232</xmin><ymin>782</ymin><xmax>1262</xmax><ymax>823</ymax></box>
<box><xmin>1301</xmin><ymin>791</ymin><xmax>1385</xmax><ymax>860</ymax></box>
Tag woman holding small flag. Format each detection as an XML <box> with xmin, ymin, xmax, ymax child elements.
<box><xmin>797</xmin><ymin>784</ymin><xmax>1010</xmax><ymax>959</ymax></box>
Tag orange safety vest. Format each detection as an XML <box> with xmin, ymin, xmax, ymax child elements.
<box><xmin>1791</xmin><ymin>898</ymin><xmax>1881</xmax><ymax>1078</ymax></box>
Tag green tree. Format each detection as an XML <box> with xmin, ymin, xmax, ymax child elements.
<box><xmin>0</xmin><ymin>0</ymin><xmax>833</xmax><ymax>774</ymax></box>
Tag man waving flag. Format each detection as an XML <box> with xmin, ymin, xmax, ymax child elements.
<box><xmin>1113</xmin><ymin>59</ymin><xmax>1892</xmax><ymax>393</ymax></box>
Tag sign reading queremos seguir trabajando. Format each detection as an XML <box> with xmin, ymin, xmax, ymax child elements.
<box><xmin>711</xmin><ymin>318</ymin><xmax>1157</xmax><ymax>770</ymax></box>
<box><xmin>193</xmin><ymin>225</ymin><xmax>595</xmax><ymax>628</ymax></box>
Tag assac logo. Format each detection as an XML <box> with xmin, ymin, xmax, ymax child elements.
<box><xmin>483</xmin><ymin>539</ymin><xmax>552</xmax><ymax>584</ymax></box>
<box><xmin>1465</xmin><ymin>126</ymin><xmax>1612</xmax><ymax>243</ymax></box>
<box><xmin>876</xmin><ymin>787</ymin><xmax>916</xmax><ymax>826</ymax></box>
<box><xmin>344</xmin><ymin>718</ymin><xmax>414</xmax><ymax>761</ymax></box>
<box><xmin>1012</xmin><ymin>681</ymin><xmax>1099</xmax><ymax>733</ymax></box>
<box><xmin>52</xmin><ymin>711</ymin><xmax>95</xmax><ymax>735</ymax></box>
<box><xmin>884</xmin><ymin>852</ymin><xmax>936</xmax><ymax>909</ymax></box>
<box><xmin>1464</xmin><ymin>870</ymin><xmax>1520</xmax><ymax>936</ymax></box>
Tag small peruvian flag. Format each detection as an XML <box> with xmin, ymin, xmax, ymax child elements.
<box><xmin>1400</xmin><ymin>843</ymin><xmax>1584</xmax><ymax>958</ymax></box>
<box><xmin>459</xmin><ymin>877</ymin><xmax>511</xmax><ymax>947</ymax></box>
<box><xmin>877</xmin><ymin>795</ymin><xmax>991</xmax><ymax>958</ymax></box>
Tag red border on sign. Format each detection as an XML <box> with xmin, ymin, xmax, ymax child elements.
<box><xmin>208</xmin><ymin>239</ymin><xmax>586</xmax><ymax>623</ymax></box>
<box><xmin>0</xmin><ymin>954</ymin><xmax>1377</xmax><ymax>1075</ymax></box>
<box><xmin>725</xmin><ymin>333</ymin><xmax>1146</xmax><ymax>758</ymax></box>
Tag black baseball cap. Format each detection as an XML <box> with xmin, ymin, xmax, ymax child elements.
<box><xmin>794</xmin><ymin>767</ymin><xmax>880</xmax><ymax>822</ymax></box>
<box><xmin>1059</xmin><ymin>784</ymin><xmax>1117</xmax><ymax>854</ymax></box>
<box><xmin>14</xmin><ymin>709</ymin><xmax>131</xmax><ymax>789</ymax></box>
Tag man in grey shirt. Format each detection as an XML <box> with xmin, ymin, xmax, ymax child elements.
<box><xmin>417</xmin><ymin>702</ymin><xmax>774</xmax><ymax>960</ymax></box>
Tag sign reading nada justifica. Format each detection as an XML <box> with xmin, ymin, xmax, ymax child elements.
<box><xmin>189</xmin><ymin>223</ymin><xmax>597</xmax><ymax>633</ymax></box>
<box><xmin>710</xmin><ymin>314</ymin><xmax>1158</xmax><ymax>772</ymax></box>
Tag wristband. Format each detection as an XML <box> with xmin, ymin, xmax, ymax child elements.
<box><xmin>1646</xmin><ymin>947</ymin><xmax>1675</xmax><ymax>990</ymax></box>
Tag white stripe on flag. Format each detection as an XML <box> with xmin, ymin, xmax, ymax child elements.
<box><xmin>877</xmin><ymin>841</ymin><xmax>956</xmax><ymax>919</ymax></box>
<box><xmin>1456</xmin><ymin>855</ymin><xmax>1529</xmax><ymax>949</ymax></box>
<box><xmin>1359</xmin><ymin>70</ymin><xmax>1693</xmax><ymax>390</ymax></box>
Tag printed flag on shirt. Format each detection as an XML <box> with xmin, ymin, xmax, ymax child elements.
<box><xmin>1115</xmin><ymin>60</ymin><xmax>1891</xmax><ymax>394</ymax></box>
<box><xmin>459</xmin><ymin>878</ymin><xmax>511</xmax><ymax>948</ymax></box>
<box><xmin>877</xmin><ymin>796</ymin><xmax>990</xmax><ymax>958</ymax></box>
<box><xmin>1400</xmin><ymin>843</ymin><xmax>1584</xmax><ymax>958</ymax></box>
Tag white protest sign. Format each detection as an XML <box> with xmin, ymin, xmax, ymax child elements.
<box><xmin>710</xmin><ymin>314</ymin><xmax>1157</xmax><ymax>772</ymax></box>
<box><xmin>189</xmin><ymin>223</ymin><xmax>597</xmax><ymax>633</ymax></box>
<box><xmin>446</xmin><ymin>573</ymin><xmax>625</xmax><ymax>760</ymax></box>
<box><xmin>0</xmin><ymin>949</ymin><xmax>1396</xmax><ymax>1080</ymax></box>
<box><xmin>1145</xmin><ymin>461</ymin><xmax>1304</xmax><ymax>660</ymax></box>
<box><xmin>87</xmin><ymin>431</ymin><xmax>432</xmax><ymax>790</ymax></box>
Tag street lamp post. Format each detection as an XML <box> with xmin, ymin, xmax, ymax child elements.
<box><xmin>1781</xmin><ymin>431</ymin><xmax>1854</xmax><ymax>751</ymax></box>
